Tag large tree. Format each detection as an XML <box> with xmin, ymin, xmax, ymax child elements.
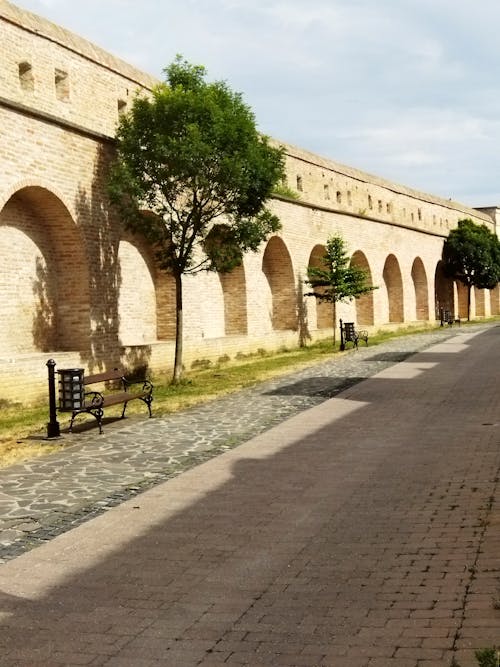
<box><xmin>442</xmin><ymin>218</ymin><xmax>500</xmax><ymax>320</ymax></box>
<box><xmin>108</xmin><ymin>57</ymin><xmax>285</xmax><ymax>382</ymax></box>
<box><xmin>306</xmin><ymin>235</ymin><xmax>376</xmax><ymax>346</ymax></box>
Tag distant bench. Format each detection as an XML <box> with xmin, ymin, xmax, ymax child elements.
<box><xmin>340</xmin><ymin>320</ymin><xmax>369</xmax><ymax>350</ymax></box>
<box><xmin>440</xmin><ymin>310</ymin><xmax>461</xmax><ymax>327</ymax></box>
<box><xmin>65</xmin><ymin>368</ymin><xmax>153</xmax><ymax>434</ymax></box>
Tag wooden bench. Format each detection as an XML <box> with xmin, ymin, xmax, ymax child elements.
<box><xmin>340</xmin><ymin>320</ymin><xmax>369</xmax><ymax>350</ymax></box>
<box><xmin>66</xmin><ymin>368</ymin><xmax>153</xmax><ymax>434</ymax></box>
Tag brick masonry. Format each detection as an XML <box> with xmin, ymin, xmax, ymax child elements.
<box><xmin>0</xmin><ymin>0</ymin><xmax>499</xmax><ymax>404</ymax></box>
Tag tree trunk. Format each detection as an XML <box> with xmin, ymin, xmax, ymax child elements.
<box><xmin>467</xmin><ymin>284</ymin><xmax>471</xmax><ymax>321</ymax></box>
<box><xmin>332</xmin><ymin>301</ymin><xmax>337</xmax><ymax>347</ymax></box>
<box><xmin>173</xmin><ymin>271</ymin><xmax>184</xmax><ymax>383</ymax></box>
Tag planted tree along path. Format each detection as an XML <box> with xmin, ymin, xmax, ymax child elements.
<box><xmin>0</xmin><ymin>324</ymin><xmax>499</xmax><ymax>666</ymax></box>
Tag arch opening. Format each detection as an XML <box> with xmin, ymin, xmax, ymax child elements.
<box><xmin>490</xmin><ymin>285</ymin><xmax>500</xmax><ymax>316</ymax></box>
<box><xmin>474</xmin><ymin>286</ymin><xmax>486</xmax><ymax>317</ymax></box>
<box><xmin>0</xmin><ymin>186</ymin><xmax>90</xmax><ymax>354</ymax></box>
<box><xmin>307</xmin><ymin>244</ymin><xmax>330</xmax><ymax>329</ymax></box>
<box><xmin>411</xmin><ymin>257</ymin><xmax>429</xmax><ymax>321</ymax></box>
<box><xmin>434</xmin><ymin>261</ymin><xmax>454</xmax><ymax>320</ymax></box>
<box><xmin>262</xmin><ymin>237</ymin><xmax>296</xmax><ymax>331</ymax></box>
<box><xmin>351</xmin><ymin>250</ymin><xmax>374</xmax><ymax>326</ymax></box>
<box><xmin>118</xmin><ymin>236</ymin><xmax>157</xmax><ymax>345</ymax></box>
<box><xmin>383</xmin><ymin>254</ymin><xmax>404</xmax><ymax>323</ymax></box>
<box><xmin>204</xmin><ymin>223</ymin><xmax>248</xmax><ymax>336</ymax></box>
<box><xmin>220</xmin><ymin>263</ymin><xmax>248</xmax><ymax>336</ymax></box>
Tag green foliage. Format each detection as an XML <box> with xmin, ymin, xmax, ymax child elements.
<box><xmin>474</xmin><ymin>647</ymin><xmax>499</xmax><ymax>667</ymax></box>
<box><xmin>443</xmin><ymin>219</ymin><xmax>500</xmax><ymax>290</ymax></box>
<box><xmin>108</xmin><ymin>55</ymin><xmax>285</xmax><ymax>276</ymax></box>
<box><xmin>306</xmin><ymin>235</ymin><xmax>376</xmax><ymax>346</ymax></box>
<box><xmin>203</xmin><ymin>223</ymin><xmax>243</xmax><ymax>273</ymax></box>
<box><xmin>442</xmin><ymin>218</ymin><xmax>500</xmax><ymax>320</ymax></box>
<box><xmin>272</xmin><ymin>183</ymin><xmax>300</xmax><ymax>200</ymax></box>
<box><xmin>108</xmin><ymin>55</ymin><xmax>286</xmax><ymax>380</ymax></box>
<box><xmin>306</xmin><ymin>235</ymin><xmax>376</xmax><ymax>305</ymax></box>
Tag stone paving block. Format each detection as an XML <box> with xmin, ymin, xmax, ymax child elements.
<box><xmin>198</xmin><ymin>653</ymin><xmax>234</xmax><ymax>666</ymax></box>
<box><xmin>367</xmin><ymin>660</ymin><xmax>418</xmax><ymax>667</ymax></box>
<box><xmin>49</xmin><ymin>653</ymin><xmax>97</xmax><ymax>665</ymax></box>
<box><xmin>101</xmin><ymin>658</ymin><xmax>161</xmax><ymax>667</ymax></box>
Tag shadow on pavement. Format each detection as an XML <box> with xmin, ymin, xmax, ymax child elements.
<box><xmin>362</xmin><ymin>350</ymin><xmax>418</xmax><ymax>363</ymax></box>
<box><xmin>263</xmin><ymin>376</ymin><xmax>367</xmax><ymax>398</ymax></box>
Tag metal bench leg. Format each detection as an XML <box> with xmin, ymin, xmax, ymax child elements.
<box><xmin>69</xmin><ymin>411</ymin><xmax>77</xmax><ymax>433</ymax></box>
<box><xmin>88</xmin><ymin>408</ymin><xmax>104</xmax><ymax>434</ymax></box>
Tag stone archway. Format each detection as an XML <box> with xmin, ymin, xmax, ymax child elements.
<box><xmin>118</xmin><ymin>235</ymin><xmax>157</xmax><ymax>345</ymax></box>
<box><xmin>0</xmin><ymin>186</ymin><xmax>89</xmax><ymax>354</ymax></box>
<box><xmin>411</xmin><ymin>257</ymin><xmax>429</xmax><ymax>321</ymax></box>
<box><xmin>203</xmin><ymin>223</ymin><xmax>248</xmax><ymax>336</ymax></box>
<box><xmin>383</xmin><ymin>254</ymin><xmax>404</xmax><ymax>323</ymax></box>
<box><xmin>474</xmin><ymin>286</ymin><xmax>486</xmax><ymax>317</ymax></box>
<box><xmin>307</xmin><ymin>244</ymin><xmax>330</xmax><ymax>329</ymax></box>
<box><xmin>220</xmin><ymin>263</ymin><xmax>248</xmax><ymax>335</ymax></box>
<box><xmin>434</xmin><ymin>261</ymin><xmax>454</xmax><ymax>320</ymax></box>
<box><xmin>351</xmin><ymin>250</ymin><xmax>374</xmax><ymax>326</ymax></box>
<box><xmin>456</xmin><ymin>282</ymin><xmax>468</xmax><ymax>319</ymax></box>
<box><xmin>490</xmin><ymin>285</ymin><xmax>500</xmax><ymax>316</ymax></box>
<box><xmin>262</xmin><ymin>236</ymin><xmax>296</xmax><ymax>331</ymax></box>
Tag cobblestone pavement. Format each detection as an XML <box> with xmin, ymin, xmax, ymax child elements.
<box><xmin>0</xmin><ymin>325</ymin><xmax>490</xmax><ymax>562</ymax></box>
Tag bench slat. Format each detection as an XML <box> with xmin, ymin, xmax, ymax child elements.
<box><xmin>98</xmin><ymin>391</ymin><xmax>150</xmax><ymax>408</ymax></box>
<box><xmin>84</xmin><ymin>369</ymin><xmax>124</xmax><ymax>385</ymax></box>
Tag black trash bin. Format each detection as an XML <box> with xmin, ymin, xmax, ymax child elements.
<box><xmin>57</xmin><ymin>368</ymin><xmax>85</xmax><ymax>411</ymax></box>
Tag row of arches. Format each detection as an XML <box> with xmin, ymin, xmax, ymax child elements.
<box><xmin>106</xmin><ymin>237</ymin><xmax>500</xmax><ymax>344</ymax></box>
<box><xmin>0</xmin><ymin>185</ymin><xmax>498</xmax><ymax>359</ymax></box>
<box><xmin>307</xmin><ymin>246</ymin><xmax>427</xmax><ymax>329</ymax></box>
<box><xmin>100</xmin><ymin>236</ymin><xmax>498</xmax><ymax>344</ymax></box>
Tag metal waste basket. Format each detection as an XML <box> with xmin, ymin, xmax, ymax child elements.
<box><xmin>57</xmin><ymin>368</ymin><xmax>84</xmax><ymax>411</ymax></box>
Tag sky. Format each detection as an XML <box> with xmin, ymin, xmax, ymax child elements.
<box><xmin>12</xmin><ymin>0</ymin><xmax>500</xmax><ymax>207</ymax></box>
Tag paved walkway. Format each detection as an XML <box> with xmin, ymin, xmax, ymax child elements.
<box><xmin>0</xmin><ymin>327</ymin><xmax>474</xmax><ymax>560</ymax></box>
<box><xmin>0</xmin><ymin>324</ymin><xmax>499</xmax><ymax>666</ymax></box>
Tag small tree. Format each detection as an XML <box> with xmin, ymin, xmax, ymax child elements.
<box><xmin>442</xmin><ymin>218</ymin><xmax>500</xmax><ymax>321</ymax></box>
<box><xmin>306</xmin><ymin>235</ymin><xmax>376</xmax><ymax>346</ymax></box>
<box><xmin>474</xmin><ymin>647</ymin><xmax>499</xmax><ymax>667</ymax></box>
<box><xmin>108</xmin><ymin>57</ymin><xmax>285</xmax><ymax>382</ymax></box>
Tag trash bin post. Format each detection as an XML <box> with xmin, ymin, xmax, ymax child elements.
<box><xmin>46</xmin><ymin>358</ymin><xmax>60</xmax><ymax>438</ymax></box>
<box><xmin>339</xmin><ymin>318</ymin><xmax>345</xmax><ymax>351</ymax></box>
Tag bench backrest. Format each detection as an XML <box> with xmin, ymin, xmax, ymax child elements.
<box><xmin>83</xmin><ymin>368</ymin><xmax>124</xmax><ymax>386</ymax></box>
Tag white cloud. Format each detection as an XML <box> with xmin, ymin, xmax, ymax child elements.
<box><xmin>355</xmin><ymin>113</ymin><xmax>490</xmax><ymax>146</ymax></box>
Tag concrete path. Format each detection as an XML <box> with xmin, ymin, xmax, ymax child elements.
<box><xmin>0</xmin><ymin>325</ymin><xmax>499</xmax><ymax>666</ymax></box>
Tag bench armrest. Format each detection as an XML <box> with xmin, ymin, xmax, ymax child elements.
<box><xmin>122</xmin><ymin>377</ymin><xmax>153</xmax><ymax>394</ymax></box>
<box><xmin>355</xmin><ymin>329</ymin><xmax>369</xmax><ymax>344</ymax></box>
<box><xmin>83</xmin><ymin>390</ymin><xmax>105</xmax><ymax>409</ymax></box>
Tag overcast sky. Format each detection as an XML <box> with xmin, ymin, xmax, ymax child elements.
<box><xmin>13</xmin><ymin>0</ymin><xmax>500</xmax><ymax>207</ymax></box>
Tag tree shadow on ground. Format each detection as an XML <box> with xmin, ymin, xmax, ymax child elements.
<box><xmin>263</xmin><ymin>376</ymin><xmax>367</xmax><ymax>398</ymax></box>
<box><xmin>362</xmin><ymin>350</ymin><xmax>418</xmax><ymax>363</ymax></box>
